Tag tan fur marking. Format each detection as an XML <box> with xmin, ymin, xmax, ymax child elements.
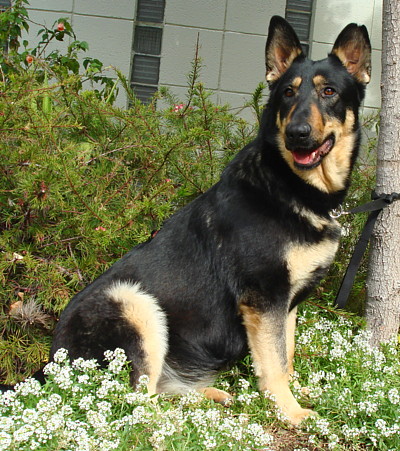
<box><xmin>286</xmin><ymin>239</ymin><xmax>339</xmax><ymax>299</ymax></box>
<box><xmin>290</xmin><ymin>203</ymin><xmax>332</xmax><ymax>231</ymax></box>
<box><xmin>107</xmin><ymin>282</ymin><xmax>168</xmax><ymax>395</ymax></box>
<box><xmin>277</xmin><ymin>109</ymin><xmax>356</xmax><ymax>193</ymax></box>
<box><xmin>312</xmin><ymin>74</ymin><xmax>327</xmax><ymax>89</ymax></box>
<box><xmin>240</xmin><ymin>304</ymin><xmax>314</xmax><ymax>425</ymax></box>
<box><xmin>198</xmin><ymin>387</ymin><xmax>233</xmax><ymax>405</ymax></box>
<box><xmin>309</xmin><ymin>103</ymin><xmax>325</xmax><ymax>141</ymax></box>
<box><xmin>277</xmin><ymin>104</ymin><xmax>297</xmax><ymax>135</ymax></box>
<box><xmin>286</xmin><ymin>307</ymin><xmax>297</xmax><ymax>376</ymax></box>
<box><xmin>292</xmin><ymin>76</ymin><xmax>302</xmax><ymax>89</ymax></box>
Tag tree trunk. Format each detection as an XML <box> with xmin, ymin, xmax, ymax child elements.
<box><xmin>365</xmin><ymin>0</ymin><xmax>400</xmax><ymax>346</ymax></box>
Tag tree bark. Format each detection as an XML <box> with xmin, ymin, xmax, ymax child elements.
<box><xmin>365</xmin><ymin>0</ymin><xmax>400</xmax><ymax>346</ymax></box>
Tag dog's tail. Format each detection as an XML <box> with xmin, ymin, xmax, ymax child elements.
<box><xmin>0</xmin><ymin>367</ymin><xmax>46</xmax><ymax>393</ymax></box>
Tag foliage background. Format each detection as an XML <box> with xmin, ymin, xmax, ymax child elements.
<box><xmin>0</xmin><ymin>1</ymin><xmax>376</xmax><ymax>386</ymax></box>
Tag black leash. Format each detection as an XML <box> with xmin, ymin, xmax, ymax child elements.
<box><xmin>334</xmin><ymin>191</ymin><xmax>400</xmax><ymax>309</ymax></box>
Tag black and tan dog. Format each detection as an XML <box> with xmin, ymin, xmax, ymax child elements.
<box><xmin>50</xmin><ymin>17</ymin><xmax>371</xmax><ymax>425</ymax></box>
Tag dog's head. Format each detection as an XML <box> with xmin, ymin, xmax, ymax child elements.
<box><xmin>265</xmin><ymin>16</ymin><xmax>371</xmax><ymax>194</ymax></box>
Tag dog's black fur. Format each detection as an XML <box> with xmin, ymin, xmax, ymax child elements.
<box><xmin>14</xmin><ymin>17</ymin><xmax>373</xmax><ymax>424</ymax></box>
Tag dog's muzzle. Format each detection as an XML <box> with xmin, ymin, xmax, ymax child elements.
<box><xmin>289</xmin><ymin>135</ymin><xmax>335</xmax><ymax>169</ymax></box>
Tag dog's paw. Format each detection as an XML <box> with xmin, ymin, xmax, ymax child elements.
<box><xmin>198</xmin><ymin>387</ymin><xmax>233</xmax><ymax>406</ymax></box>
<box><xmin>286</xmin><ymin>408</ymin><xmax>318</xmax><ymax>427</ymax></box>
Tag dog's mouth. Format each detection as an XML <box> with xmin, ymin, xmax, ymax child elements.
<box><xmin>291</xmin><ymin>136</ymin><xmax>335</xmax><ymax>169</ymax></box>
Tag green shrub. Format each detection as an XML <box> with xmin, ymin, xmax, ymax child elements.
<box><xmin>0</xmin><ymin>2</ymin><xmax>256</xmax><ymax>383</ymax></box>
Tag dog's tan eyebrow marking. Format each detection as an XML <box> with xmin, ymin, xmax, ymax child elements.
<box><xmin>291</xmin><ymin>76</ymin><xmax>302</xmax><ymax>89</ymax></box>
<box><xmin>313</xmin><ymin>75</ymin><xmax>327</xmax><ymax>89</ymax></box>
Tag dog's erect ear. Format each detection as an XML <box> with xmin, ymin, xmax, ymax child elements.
<box><xmin>331</xmin><ymin>23</ymin><xmax>371</xmax><ymax>84</ymax></box>
<box><xmin>265</xmin><ymin>16</ymin><xmax>304</xmax><ymax>83</ymax></box>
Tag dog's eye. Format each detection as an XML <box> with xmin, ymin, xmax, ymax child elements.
<box><xmin>323</xmin><ymin>87</ymin><xmax>336</xmax><ymax>97</ymax></box>
<box><xmin>284</xmin><ymin>88</ymin><xmax>295</xmax><ymax>98</ymax></box>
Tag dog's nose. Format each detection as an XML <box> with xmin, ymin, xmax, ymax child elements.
<box><xmin>285</xmin><ymin>122</ymin><xmax>311</xmax><ymax>144</ymax></box>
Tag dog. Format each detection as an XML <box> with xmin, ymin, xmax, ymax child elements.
<box><xmin>48</xmin><ymin>16</ymin><xmax>371</xmax><ymax>425</ymax></box>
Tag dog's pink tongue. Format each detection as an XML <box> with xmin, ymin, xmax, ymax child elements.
<box><xmin>292</xmin><ymin>151</ymin><xmax>314</xmax><ymax>165</ymax></box>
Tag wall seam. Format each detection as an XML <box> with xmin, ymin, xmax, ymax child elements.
<box><xmin>216</xmin><ymin>0</ymin><xmax>229</xmax><ymax>102</ymax></box>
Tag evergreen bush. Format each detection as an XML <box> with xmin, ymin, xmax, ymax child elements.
<box><xmin>0</xmin><ymin>1</ymin><xmax>255</xmax><ymax>383</ymax></box>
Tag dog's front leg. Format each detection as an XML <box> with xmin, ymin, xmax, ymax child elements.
<box><xmin>240</xmin><ymin>304</ymin><xmax>313</xmax><ymax>426</ymax></box>
<box><xmin>286</xmin><ymin>306</ymin><xmax>297</xmax><ymax>377</ymax></box>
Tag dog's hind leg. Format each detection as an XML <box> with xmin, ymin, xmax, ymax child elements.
<box><xmin>107</xmin><ymin>282</ymin><xmax>168</xmax><ymax>395</ymax></box>
<box><xmin>240</xmin><ymin>304</ymin><xmax>314</xmax><ymax>426</ymax></box>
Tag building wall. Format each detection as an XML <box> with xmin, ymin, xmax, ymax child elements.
<box><xmin>25</xmin><ymin>0</ymin><xmax>382</xmax><ymax>118</ymax></box>
<box><xmin>159</xmin><ymin>0</ymin><xmax>285</xmax><ymax>113</ymax></box>
<box><xmin>25</xmin><ymin>0</ymin><xmax>137</xmax><ymax>108</ymax></box>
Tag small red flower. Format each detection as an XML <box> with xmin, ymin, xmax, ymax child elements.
<box><xmin>57</xmin><ymin>22</ymin><xmax>65</xmax><ymax>32</ymax></box>
<box><xmin>26</xmin><ymin>55</ymin><xmax>33</xmax><ymax>64</ymax></box>
<box><xmin>173</xmin><ymin>103</ymin><xmax>185</xmax><ymax>113</ymax></box>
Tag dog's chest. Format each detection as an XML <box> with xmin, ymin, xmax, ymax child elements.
<box><xmin>285</xmin><ymin>216</ymin><xmax>340</xmax><ymax>299</ymax></box>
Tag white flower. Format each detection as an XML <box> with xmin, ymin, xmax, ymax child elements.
<box><xmin>204</xmin><ymin>408</ymin><xmax>221</xmax><ymax>423</ymax></box>
<box><xmin>53</xmin><ymin>348</ymin><xmax>69</xmax><ymax>364</ymax></box>
<box><xmin>128</xmin><ymin>405</ymin><xmax>152</xmax><ymax>425</ymax></box>
<box><xmin>178</xmin><ymin>389</ymin><xmax>203</xmax><ymax>406</ymax></box>
<box><xmin>72</xmin><ymin>357</ymin><xmax>99</xmax><ymax>372</ymax></box>
<box><xmin>97</xmin><ymin>401</ymin><xmax>112</xmax><ymax>415</ymax></box>
<box><xmin>357</xmin><ymin>400</ymin><xmax>378</xmax><ymax>416</ymax></box>
<box><xmin>124</xmin><ymin>391</ymin><xmax>150</xmax><ymax>405</ymax></box>
<box><xmin>137</xmin><ymin>374</ymin><xmax>150</xmax><ymax>387</ymax></box>
<box><xmin>53</xmin><ymin>366</ymin><xmax>74</xmax><ymax>389</ymax></box>
<box><xmin>375</xmin><ymin>418</ymin><xmax>387</xmax><ymax>431</ymax></box>
<box><xmin>48</xmin><ymin>393</ymin><xmax>62</xmax><ymax>407</ymax></box>
<box><xmin>87</xmin><ymin>410</ymin><xmax>108</xmax><ymax>430</ymax></box>
<box><xmin>77</xmin><ymin>374</ymin><xmax>90</xmax><ymax>385</ymax></box>
<box><xmin>237</xmin><ymin>391</ymin><xmax>259</xmax><ymax>405</ymax></box>
<box><xmin>96</xmin><ymin>378</ymin><xmax>124</xmax><ymax>398</ymax></box>
<box><xmin>79</xmin><ymin>395</ymin><xmax>95</xmax><ymax>411</ymax></box>
<box><xmin>13</xmin><ymin>423</ymin><xmax>36</xmax><ymax>442</ymax></box>
<box><xmin>0</xmin><ymin>431</ymin><xmax>12</xmax><ymax>451</ymax></box>
<box><xmin>15</xmin><ymin>377</ymin><xmax>43</xmax><ymax>397</ymax></box>
<box><xmin>327</xmin><ymin>433</ymin><xmax>339</xmax><ymax>449</ymax></box>
<box><xmin>238</xmin><ymin>378</ymin><xmax>251</xmax><ymax>390</ymax></box>
<box><xmin>46</xmin><ymin>413</ymin><xmax>65</xmax><ymax>432</ymax></box>
<box><xmin>0</xmin><ymin>389</ymin><xmax>19</xmax><ymax>408</ymax></box>
<box><xmin>314</xmin><ymin>418</ymin><xmax>331</xmax><ymax>436</ymax></box>
<box><xmin>35</xmin><ymin>394</ymin><xmax>62</xmax><ymax>415</ymax></box>
<box><xmin>0</xmin><ymin>417</ymin><xmax>13</xmax><ymax>432</ymax></box>
<box><xmin>388</xmin><ymin>388</ymin><xmax>400</xmax><ymax>404</ymax></box>
<box><xmin>220</xmin><ymin>380</ymin><xmax>230</xmax><ymax>390</ymax></box>
<box><xmin>61</xmin><ymin>405</ymin><xmax>73</xmax><ymax>416</ymax></box>
<box><xmin>104</xmin><ymin>348</ymin><xmax>127</xmax><ymax>374</ymax></box>
<box><xmin>21</xmin><ymin>408</ymin><xmax>39</xmax><ymax>424</ymax></box>
<box><xmin>202</xmin><ymin>432</ymin><xmax>217</xmax><ymax>449</ymax></box>
<box><xmin>149</xmin><ymin>420</ymin><xmax>176</xmax><ymax>446</ymax></box>
<box><xmin>247</xmin><ymin>422</ymin><xmax>274</xmax><ymax>447</ymax></box>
